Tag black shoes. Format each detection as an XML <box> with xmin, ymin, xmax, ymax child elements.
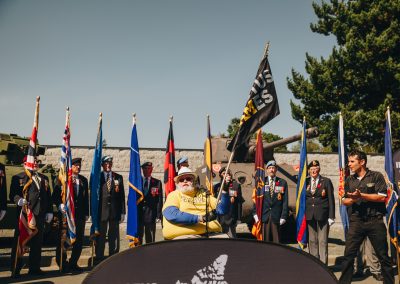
<box><xmin>28</xmin><ymin>269</ymin><xmax>46</xmax><ymax>276</ymax></box>
<box><xmin>69</xmin><ymin>264</ymin><xmax>84</xmax><ymax>272</ymax></box>
<box><xmin>372</xmin><ymin>273</ymin><xmax>384</xmax><ymax>281</ymax></box>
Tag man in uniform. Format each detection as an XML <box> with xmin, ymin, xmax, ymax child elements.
<box><xmin>10</xmin><ymin>159</ymin><xmax>53</xmax><ymax>277</ymax></box>
<box><xmin>138</xmin><ymin>161</ymin><xmax>163</xmax><ymax>244</ymax></box>
<box><xmin>162</xmin><ymin>167</ymin><xmax>229</xmax><ymax>239</ymax></box>
<box><xmin>213</xmin><ymin>167</ymin><xmax>244</xmax><ymax>238</ymax></box>
<box><xmin>176</xmin><ymin>157</ymin><xmax>189</xmax><ymax>170</ymax></box>
<box><xmin>0</xmin><ymin>162</ymin><xmax>7</xmax><ymax>223</ymax></box>
<box><xmin>253</xmin><ymin>160</ymin><xmax>288</xmax><ymax>243</ymax></box>
<box><xmin>96</xmin><ymin>156</ymin><xmax>125</xmax><ymax>259</ymax></box>
<box><xmin>305</xmin><ymin>160</ymin><xmax>335</xmax><ymax>264</ymax></box>
<box><xmin>339</xmin><ymin>150</ymin><xmax>393</xmax><ymax>284</ymax></box>
<box><xmin>53</xmin><ymin>157</ymin><xmax>89</xmax><ymax>272</ymax></box>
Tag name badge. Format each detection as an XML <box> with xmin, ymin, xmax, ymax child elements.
<box><xmin>264</xmin><ymin>185</ymin><xmax>270</xmax><ymax>192</ymax></box>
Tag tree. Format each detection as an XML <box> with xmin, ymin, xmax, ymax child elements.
<box><xmin>226</xmin><ymin>117</ymin><xmax>287</xmax><ymax>151</ymax></box>
<box><xmin>290</xmin><ymin>138</ymin><xmax>330</xmax><ymax>153</ymax></box>
<box><xmin>288</xmin><ymin>0</ymin><xmax>400</xmax><ymax>152</ymax></box>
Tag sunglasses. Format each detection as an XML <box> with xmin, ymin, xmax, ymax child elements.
<box><xmin>178</xmin><ymin>176</ymin><xmax>194</xmax><ymax>183</ymax></box>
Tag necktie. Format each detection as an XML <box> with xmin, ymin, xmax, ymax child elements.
<box><xmin>144</xmin><ymin>178</ymin><xmax>149</xmax><ymax>195</ymax></box>
<box><xmin>311</xmin><ymin>179</ymin><xmax>317</xmax><ymax>195</ymax></box>
<box><xmin>106</xmin><ymin>173</ymin><xmax>111</xmax><ymax>192</ymax></box>
<box><xmin>269</xmin><ymin>178</ymin><xmax>274</xmax><ymax>198</ymax></box>
<box><xmin>72</xmin><ymin>175</ymin><xmax>78</xmax><ymax>196</ymax></box>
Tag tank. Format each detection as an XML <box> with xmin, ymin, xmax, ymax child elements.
<box><xmin>196</xmin><ymin>127</ymin><xmax>319</xmax><ymax>238</ymax></box>
<box><xmin>0</xmin><ymin>133</ymin><xmax>58</xmax><ymax>233</ymax></box>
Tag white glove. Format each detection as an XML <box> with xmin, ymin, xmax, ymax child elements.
<box><xmin>253</xmin><ymin>214</ymin><xmax>259</xmax><ymax>223</ymax></box>
<box><xmin>156</xmin><ymin>218</ymin><xmax>161</xmax><ymax>223</ymax></box>
<box><xmin>45</xmin><ymin>213</ymin><xmax>53</xmax><ymax>223</ymax></box>
<box><xmin>279</xmin><ymin>218</ymin><xmax>286</xmax><ymax>226</ymax></box>
<box><xmin>59</xmin><ymin>204</ymin><xmax>66</xmax><ymax>213</ymax></box>
<box><xmin>0</xmin><ymin>210</ymin><xmax>6</xmax><ymax>221</ymax></box>
<box><xmin>120</xmin><ymin>214</ymin><xmax>125</xmax><ymax>224</ymax></box>
<box><xmin>328</xmin><ymin>218</ymin><xmax>335</xmax><ymax>226</ymax></box>
<box><xmin>17</xmin><ymin>198</ymin><xmax>28</xmax><ymax>207</ymax></box>
<box><xmin>85</xmin><ymin>216</ymin><xmax>89</xmax><ymax>222</ymax></box>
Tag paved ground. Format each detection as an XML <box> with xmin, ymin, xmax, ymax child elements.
<box><xmin>0</xmin><ymin>223</ymin><xmax>397</xmax><ymax>283</ymax></box>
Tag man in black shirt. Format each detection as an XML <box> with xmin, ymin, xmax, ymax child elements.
<box><xmin>339</xmin><ymin>150</ymin><xmax>393</xmax><ymax>284</ymax></box>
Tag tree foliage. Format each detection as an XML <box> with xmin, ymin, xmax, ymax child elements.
<box><xmin>288</xmin><ymin>0</ymin><xmax>400</xmax><ymax>152</ymax></box>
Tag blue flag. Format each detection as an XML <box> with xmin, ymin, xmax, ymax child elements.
<box><xmin>295</xmin><ymin>119</ymin><xmax>307</xmax><ymax>249</ymax></box>
<box><xmin>384</xmin><ymin>108</ymin><xmax>399</xmax><ymax>246</ymax></box>
<box><xmin>127</xmin><ymin>116</ymin><xmax>144</xmax><ymax>247</ymax></box>
<box><xmin>90</xmin><ymin>115</ymin><xmax>103</xmax><ymax>238</ymax></box>
<box><xmin>338</xmin><ymin>113</ymin><xmax>349</xmax><ymax>238</ymax></box>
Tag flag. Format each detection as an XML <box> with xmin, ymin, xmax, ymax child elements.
<box><xmin>295</xmin><ymin>119</ymin><xmax>307</xmax><ymax>249</ymax></box>
<box><xmin>251</xmin><ymin>129</ymin><xmax>264</xmax><ymax>240</ymax></box>
<box><xmin>164</xmin><ymin>119</ymin><xmax>176</xmax><ymax>197</ymax></box>
<box><xmin>17</xmin><ymin>97</ymin><xmax>40</xmax><ymax>256</ymax></box>
<box><xmin>205</xmin><ymin>116</ymin><xmax>213</xmax><ymax>195</ymax></box>
<box><xmin>90</xmin><ymin>114</ymin><xmax>103</xmax><ymax>238</ymax></box>
<box><xmin>58</xmin><ymin>108</ymin><xmax>76</xmax><ymax>245</ymax></box>
<box><xmin>127</xmin><ymin>115</ymin><xmax>144</xmax><ymax>247</ymax></box>
<box><xmin>338</xmin><ymin>113</ymin><xmax>349</xmax><ymax>237</ymax></box>
<box><xmin>384</xmin><ymin>108</ymin><xmax>399</xmax><ymax>246</ymax></box>
<box><xmin>227</xmin><ymin>50</ymin><xmax>280</xmax><ymax>152</ymax></box>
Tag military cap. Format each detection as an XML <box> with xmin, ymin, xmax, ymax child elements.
<box><xmin>308</xmin><ymin>160</ymin><xmax>320</xmax><ymax>168</ymax></box>
<box><xmin>141</xmin><ymin>161</ymin><xmax>153</xmax><ymax>168</ymax></box>
<box><xmin>218</xmin><ymin>166</ymin><xmax>231</xmax><ymax>177</ymax></box>
<box><xmin>101</xmin><ymin>155</ymin><xmax>113</xmax><ymax>164</ymax></box>
<box><xmin>177</xmin><ymin>157</ymin><xmax>188</xmax><ymax>167</ymax></box>
<box><xmin>72</xmin><ymin>157</ymin><xmax>82</xmax><ymax>165</ymax></box>
<box><xmin>266</xmin><ymin>160</ymin><xmax>277</xmax><ymax>168</ymax></box>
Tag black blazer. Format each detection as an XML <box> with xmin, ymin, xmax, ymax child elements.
<box><xmin>253</xmin><ymin>176</ymin><xmax>289</xmax><ymax>224</ymax></box>
<box><xmin>0</xmin><ymin>163</ymin><xmax>6</xmax><ymax>211</ymax></box>
<box><xmin>10</xmin><ymin>171</ymin><xmax>52</xmax><ymax>218</ymax></box>
<box><xmin>138</xmin><ymin>177</ymin><xmax>163</xmax><ymax>224</ymax></box>
<box><xmin>53</xmin><ymin>174</ymin><xmax>89</xmax><ymax>221</ymax></box>
<box><xmin>305</xmin><ymin>175</ymin><xmax>335</xmax><ymax>221</ymax></box>
<box><xmin>98</xmin><ymin>171</ymin><xmax>126</xmax><ymax>222</ymax></box>
<box><xmin>213</xmin><ymin>180</ymin><xmax>244</xmax><ymax>224</ymax></box>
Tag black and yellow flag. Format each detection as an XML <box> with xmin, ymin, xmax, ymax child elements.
<box><xmin>205</xmin><ymin>115</ymin><xmax>213</xmax><ymax>195</ymax></box>
<box><xmin>227</xmin><ymin>52</ymin><xmax>279</xmax><ymax>152</ymax></box>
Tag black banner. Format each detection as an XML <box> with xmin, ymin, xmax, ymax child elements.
<box><xmin>393</xmin><ymin>149</ymin><xmax>400</xmax><ymax>190</ymax></box>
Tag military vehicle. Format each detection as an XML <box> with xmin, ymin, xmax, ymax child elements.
<box><xmin>196</xmin><ymin>127</ymin><xmax>319</xmax><ymax>240</ymax></box>
<box><xmin>0</xmin><ymin>133</ymin><xmax>58</xmax><ymax>237</ymax></box>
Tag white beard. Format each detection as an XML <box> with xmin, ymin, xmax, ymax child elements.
<box><xmin>177</xmin><ymin>183</ymin><xmax>196</xmax><ymax>194</ymax></box>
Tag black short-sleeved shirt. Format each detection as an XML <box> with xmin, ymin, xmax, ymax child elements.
<box><xmin>344</xmin><ymin>169</ymin><xmax>387</xmax><ymax>217</ymax></box>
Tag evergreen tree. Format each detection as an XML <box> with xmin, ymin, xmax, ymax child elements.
<box><xmin>288</xmin><ymin>0</ymin><xmax>400</xmax><ymax>152</ymax></box>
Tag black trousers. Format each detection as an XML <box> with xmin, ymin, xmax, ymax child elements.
<box><xmin>339</xmin><ymin>216</ymin><xmax>394</xmax><ymax>284</ymax></box>
<box><xmin>56</xmin><ymin>218</ymin><xmax>86</xmax><ymax>267</ymax></box>
<box><xmin>138</xmin><ymin>222</ymin><xmax>156</xmax><ymax>244</ymax></box>
<box><xmin>10</xmin><ymin>216</ymin><xmax>45</xmax><ymax>273</ymax></box>
<box><xmin>262</xmin><ymin>215</ymin><xmax>280</xmax><ymax>243</ymax></box>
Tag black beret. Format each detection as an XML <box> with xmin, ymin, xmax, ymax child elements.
<box><xmin>308</xmin><ymin>160</ymin><xmax>320</xmax><ymax>168</ymax></box>
<box><xmin>141</xmin><ymin>162</ymin><xmax>153</xmax><ymax>168</ymax></box>
<box><xmin>72</xmin><ymin>158</ymin><xmax>82</xmax><ymax>165</ymax></box>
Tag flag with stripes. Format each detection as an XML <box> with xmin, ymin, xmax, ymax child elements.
<box><xmin>227</xmin><ymin>50</ymin><xmax>280</xmax><ymax>153</ymax></box>
<box><xmin>90</xmin><ymin>114</ymin><xmax>103</xmax><ymax>238</ymax></box>
<box><xmin>384</xmin><ymin>108</ymin><xmax>399</xmax><ymax>246</ymax></box>
<box><xmin>251</xmin><ymin>129</ymin><xmax>264</xmax><ymax>240</ymax></box>
<box><xmin>58</xmin><ymin>108</ymin><xmax>76</xmax><ymax>245</ymax></box>
<box><xmin>17</xmin><ymin>97</ymin><xmax>40</xmax><ymax>257</ymax></box>
<box><xmin>338</xmin><ymin>113</ymin><xmax>349</xmax><ymax>237</ymax></box>
<box><xmin>295</xmin><ymin>119</ymin><xmax>308</xmax><ymax>249</ymax></box>
<box><xmin>205</xmin><ymin>116</ymin><xmax>213</xmax><ymax>195</ymax></box>
<box><xmin>127</xmin><ymin>115</ymin><xmax>144</xmax><ymax>247</ymax></box>
<box><xmin>164</xmin><ymin>119</ymin><xmax>176</xmax><ymax>197</ymax></box>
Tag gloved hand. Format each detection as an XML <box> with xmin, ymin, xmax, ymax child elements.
<box><xmin>120</xmin><ymin>214</ymin><xmax>125</xmax><ymax>224</ymax></box>
<box><xmin>85</xmin><ymin>216</ymin><xmax>89</xmax><ymax>222</ymax></box>
<box><xmin>279</xmin><ymin>218</ymin><xmax>286</xmax><ymax>226</ymax></box>
<box><xmin>201</xmin><ymin>210</ymin><xmax>217</xmax><ymax>222</ymax></box>
<box><xmin>59</xmin><ymin>204</ymin><xmax>66</xmax><ymax>213</ymax></box>
<box><xmin>156</xmin><ymin>218</ymin><xmax>161</xmax><ymax>223</ymax></box>
<box><xmin>17</xmin><ymin>198</ymin><xmax>28</xmax><ymax>207</ymax></box>
<box><xmin>0</xmin><ymin>210</ymin><xmax>6</xmax><ymax>221</ymax></box>
<box><xmin>328</xmin><ymin>218</ymin><xmax>335</xmax><ymax>226</ymax></box>
<box><xmin>45</xmin><ymin>213</ymin><xmax>53</xmax><ymax>223</ymax></box>
<box><xmin>253</xmin><ymin>214</ymin><xmax>259</xmax><ymax>223</ymax></box>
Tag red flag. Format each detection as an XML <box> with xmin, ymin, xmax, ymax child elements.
<box><xmin>251</xmin><ymin>129</ymin><xmax>264</xmax><ymax>240</ymax></box>
<box><xmin>164</xmin><ymin>119</ymin><xmax>176</xmax><ymax>197</ymax></box>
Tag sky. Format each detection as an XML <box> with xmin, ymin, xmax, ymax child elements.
<box><xmin>0</xmin><ymin>0</ymin><xmax>335</xmax><ymax>149</ymax></box>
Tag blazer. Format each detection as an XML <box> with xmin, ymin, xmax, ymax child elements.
<box><xmin>0</xmin><ymin>163</ymin><xmax>6</xmax><ymax>211</ymax></box>
<box><xmin>213</xmin><ymin>180</ymin><xmax>244</xmax><ymax>224</ymax></box>
<box><xmin>98</xmin><ymin>171</ymin><xmax>126</xmax><ymax>222</ymax></box>
<box><xmin>305</xmin><ymin>175</ymin><xmax>335</xmax><ymax>221</ymax></box>
<box><xmin>138</xmin><ymin>176</ymin><xmax>163</xmax><ymax>224</ymax></box>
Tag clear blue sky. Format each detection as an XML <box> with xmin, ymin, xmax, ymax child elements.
<box><xmin>0</xmin><ymin>0</ymin><xmax>334</xmax><ymax>149</ymax></box>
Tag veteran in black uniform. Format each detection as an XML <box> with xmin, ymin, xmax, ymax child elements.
<box><xmin>339</xmin><ymin>150</ymin><xmax>393</xmax><ymax>284</ymax></box>
<box><xmin>9</xmin><ymin>161</ymin><xmax>53</xmax><ymax>277</ymax></box>
<box><xmin>96</xmin><ymin>156</ymin><xmax>125</xmax><ymax>259</ymax></box>
<box><xmin>138</xmin><ymin>161</ymin><xmax>163</xmax><ymax>244</ymax></box>
<box><xmin>253</xmin><ymin>160</ymin><xmax>288</xmax><ymax>243</ymax></box>
<box><xmin>0</xmin><ymin>163</ymin><xmax>7</xmax><ymax>222</ymax></box>
<box><xmin>305</xmin><ymin>160</ymin><xmax>335</xmax><ymax>264</ymax></box>
<box><xmin>213</xmin><ymin>167</ymin><xmax>244</xmax><ymax>238</ymax></box>
<box><xmin>53</xmin><ymin>157</ymin><xmax>89</xmax><ymax>272</ymax></box>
